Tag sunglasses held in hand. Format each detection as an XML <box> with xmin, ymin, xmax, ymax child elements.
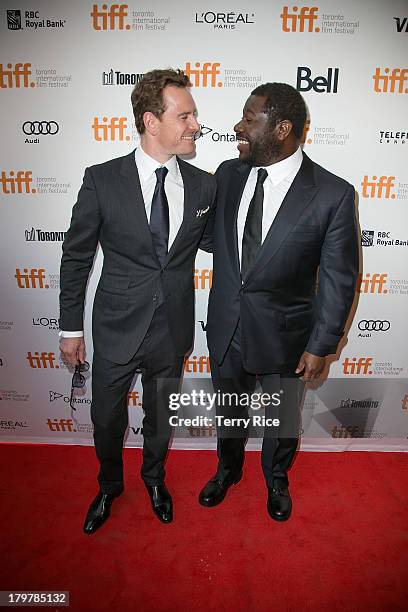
<box><xmin>70</xmin><ymin>361</ymin><xmax>90</xmax><ymax>410</ymax></box>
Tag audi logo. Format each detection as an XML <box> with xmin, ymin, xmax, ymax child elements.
<box><xmin>358</xmin><ymin>320</ymin><xmax>390</xmax><ymax>331</ymax></box>
<box><xmin>22</xmin><ymin>121</ymin><xmax>59</xmax><ymax>135</ymax></box>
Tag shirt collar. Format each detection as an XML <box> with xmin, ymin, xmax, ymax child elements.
<box><xmin>135</xmin><ymin>146</ymin><xmax>180</xmax><ymax>184</ymax></box>
<box><xmin>256</xmin><ymin>146</ymin><xmax>303</xmax><ymax>186</ymax></box>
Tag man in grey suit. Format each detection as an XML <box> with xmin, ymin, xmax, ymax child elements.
<box><xmin>199</xmin><ymin>83</ymin><xmax>359</xmax><ymax>520</ymax></box>
<box><xmin>59</xmin><ymin>69</ymin><xmax>216</xmax><ymax>532</ymax></box>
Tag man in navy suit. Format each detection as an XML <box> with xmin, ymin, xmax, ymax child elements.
<box><xmin>199</xmin><ymin>83</ymin><xmax>358</xmax><ymax>520</ymax></box>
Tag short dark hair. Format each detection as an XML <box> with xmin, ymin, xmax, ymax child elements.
<box><xmin>131</xmin><ymin>68</ymin><xmax>190</xmax><ymax>134</ymax></box>
<box><xmin>250</xmin><ymin>82</ymin><xmax>307</xmax><ymax>139</ymax></box>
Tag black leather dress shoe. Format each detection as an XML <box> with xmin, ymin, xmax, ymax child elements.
<box><xmin>267</xmin><ymin>485</ymin><xmax>292</xmax><ymax>521</ymax></box>
<box><xmin>198</xmin><ymin>472</ymin><xmax>242</xmax><ymax>507</ymax></box>
<box><xmin>145</xmin><ymin>483</ymin><xmax>173</xmax><ymax>523</ymax></box>
<box><xmin>83</xmin><ymin>490</ymin><xmax>123</xmax><ymax>535</ymax></box>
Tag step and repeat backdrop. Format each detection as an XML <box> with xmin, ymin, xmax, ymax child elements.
<box><xmin>1</xmin><ymin>0</ymin><xmax>407</xmax><ymax>451</ymax></box>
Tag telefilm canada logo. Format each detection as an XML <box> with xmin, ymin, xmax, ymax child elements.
<box><xmin>102</xmin><ymin>69</ymin><xmax>144</xmax><ymax>85</ymax></box>
<box><xmin>379</xmin><ymin>130</ymin><xmax>406</xmax><ymax>145</ymax></box>
<box><xmin>6</xmin><ymin>9</ymin><xmax>67</xmax><ymax>30</ymax></box>
<box><xmin>194</xmin><ymin>11</ymin><xmax>255</xmax><ymax>29</ymax></box>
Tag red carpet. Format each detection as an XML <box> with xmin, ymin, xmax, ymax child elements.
<box><xmin>0</xmin><ymin>445</ymin><xmax>407</xmax><ymax>611</ymax></box>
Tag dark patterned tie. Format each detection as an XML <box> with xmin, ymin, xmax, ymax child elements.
<box><xmin>241</xmin><ymin>168</ymin><xmax>268</xmax><ymax>278</ymax></box>
<box><xmin>150</xmin><ymin>166</ymin><xmax>169</xmax><ymax>266</ymax></box>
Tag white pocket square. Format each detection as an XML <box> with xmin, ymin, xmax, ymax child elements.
<box><xmin>196</xmin><ymin>206</ymin><xmax>210</xmax><ymax>218</ymax></box>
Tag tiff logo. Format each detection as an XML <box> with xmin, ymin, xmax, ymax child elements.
<box><xmin>356</xmin><ymin>273</ymin><xmax>388</xmax><ymax>294</ymax></box>
<box><xmin>1</xmin><ymin>171</ymin><xmax>35</xmax><ymax>194</ymax></box>
<box><xmin>185</xmin><ymin>62</ymin><xmax>222</xmax><ymax>87</ymax></box>
<box><xmin>92</xmin><ymin>116</ymin><xmax>130</xmax><ymax>141</ymax></box>
<box><xmin>194</xmin><ymin>269</ymin><xmax>213</xmax><ymax>290</ymax></box>
<box><xmin>15</xmin><ymin>268</ymin><xmax>48</xmax><ymax>288</ymax></box>
<box><xmin>361</xmin><ymin>176</ymin><xmax>396</xmax><ymax>199</ymax></box>
<box><xmin>128</xmin><ymin>391</ymin><xmax>142</xmax><ymax>407</ymax></box>
<box><xmin>0</xmin><ymin>63</ymin><xmax>35</xmax><ymax>88</ymax></box>
<box><xmin>393</xmin><ymin>18</ymin><xmax>408</xmax><ymax>33</ymax></box>
<box><xmin>184</xmin><ymin>355</ymin><xmax>211</xmax><ymax>373</ymax></box>
<box><xmin>373</xmin><ymin>68</ymin><xmax>408</xmax><ymax>93</ymax></box>
<box><xmin>342</xmin><ymin>358</ymin><xmax>373</xmax><ymax>375</ymax></box>
<box><xmin>91</xmin><ymin>4</ymin><xmax>130</xmax><ymax>30</ymax></box>
<box><xmin>402</xmin><ymin>395</ymin><xmax>408</xmax><ymax>410</ymax></box>
<box><xmin>27</xmin><ymin>351</ymin><xmax>57</xmax><ymax>369</ymax></box>
<box><xmin>281</xmin><ymin>6</ymin><xmax>319</xmax><ymax>32</ymax></box>
<box><xmin>47</xmin><ymin>418</ymin><xmax>75</xmax><ymax>432</ymax></box>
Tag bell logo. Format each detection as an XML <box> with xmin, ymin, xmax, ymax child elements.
<box><xmin>27</xmin><ymin>351</ymin><xmax>57</xmax><ymax>369</ymax></box>
<box><xmin>372</xmin><ymin>68</ymin><xmax>408</xmax><ymax>94</ymax></box>
<box><xmin>184</xmin><ymin>355</ymin><xmax>211</xmax><ymax>373</ymax></box>
<box><xmin>0</xmin><ymin>63</ymin><xmax>35</xmax><ymax>88</ymax></box>
<box><xmin>15</xmin><ymin>268</ymin><xmax>48</xmax><ymax>289</ymax></box>
<box><xmin>281</xmin><ymin>6</ymin><xmax>320</xmax><ymax>32</ymax></box>
<box><xmin>92</xmin><ymin>117</ymin><xmax>130</xmax><ymax>141</ymax></box>
<box><xmin>128</xmin><ymin>391</ymin><xmax>142</xmax><ymax>408</ymax></box>
<box><xmin>356</xmin><ymin>273</ymin><xmax>388</xmax><ymax>294</ymax></box>
<box><xmin>194</xmin><ymin>269</ymin><xmax>213</xmax><ymax>290</ymax></box>
<box><xmin>361</xmin><ymin>175</ymin><xmax>396</xmax><ymax>199</ymax></box>
<box><xmin>342</xmin><ymin>357</ymin><xmax>373</xmax><ymax>375</ymax></box>
<box><xmin>47</xmin><ymin>418</ymin><xmax>75</xmax><ymax>432</ymax></box>
<box><xmin>184</xmin><ymin>62</ymin><xmax>222</xmax><ymax>88</ymax></box>
<box><xmin>1</xmin><ymin>171</ymin><xmax>36</xmax><ymax>194</ymax></box>
<box><xmin>296</xmin><ymin>66</ymin><xmax>339</xmax><ymax>93</ymax></box>
<box><xmin>91</xmin><ymin>4</ymin><xmax>130</xmax><ymax>30</ymax></box>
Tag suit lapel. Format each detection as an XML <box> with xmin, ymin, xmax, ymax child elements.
<box><xmin>119</xmin><ymin>151</ymin><xmax>157</xmax><ymax>256</ymax></box>
<box><xmin>163</xmin><ymin>157</ymin><xmax>200</xmax><ymax>265</ymax></box>
<box><xmin>224</xmin><ymin>163</ymin><xmax>251</xmax><ymax>275</ymax></box>
<box><xmin>243</xmin><ymin>153</ymin><xmax>319</xmax><ymax>283</ymax></box>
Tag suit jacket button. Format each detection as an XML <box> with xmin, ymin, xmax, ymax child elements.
<box><xmin>152</xmin><ymin>294</ymin><xmax>157</xmax><ymax>302</ymax></box>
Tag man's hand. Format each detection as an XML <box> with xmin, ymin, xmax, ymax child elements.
<box><xmin>295</xmin><ymin>351</ymin><xmax>326</xmax><ymax>381</ymax></box>
<box><xmin>59</xmin><ymin>337</ymin><xmax>86</xmax><ymax>368</ymax></box>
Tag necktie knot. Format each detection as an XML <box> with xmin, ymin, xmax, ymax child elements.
<box><xmin>155</xmin><ymin>166</ymin><xmax>168</xmax><ymax>184</ymax></box>
<box><xmin>256</xmin><ymin>168</ymin><xmax>268</xmax><ymax>185</ymax></box>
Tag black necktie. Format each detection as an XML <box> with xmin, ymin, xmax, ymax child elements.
<box><xmin>241</xmin><ymin>168</ymin><xmax>268</xmax><ymax>278</ymax></box>
<box><xmin>150</xmin><ymin>166</ymin><xmax>169</xmax><ymax>266</ymax></box>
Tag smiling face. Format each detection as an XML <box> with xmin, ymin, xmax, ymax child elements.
<box><xmin>234</xmin><ymin>95</ymin><xmax>281</xmax><ymax>166</ymax></box>
<box><xmin>142</xmin><ymin>85</ymin><xmax>200</xmax><ymax>161</ymax></box>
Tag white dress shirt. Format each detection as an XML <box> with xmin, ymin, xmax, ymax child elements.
<box><xmin>60</xmin><ymin>146</ymin><xmax>184</xmax><ymax>338</ymax></box>
<box><xmin>237</xmin><ymin>146</ymin><xmax>303</xmax><ymax>265</ymax></box>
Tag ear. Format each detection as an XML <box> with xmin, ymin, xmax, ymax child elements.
<box><xmin>275</xmin><ymin>120</ymin><xmax>293</xmax><ymax>141</ymax></box>
<box><xmin>143</xmin><ymin>111</ymin><xmax>160</xmax><ymax>136</ymax></box>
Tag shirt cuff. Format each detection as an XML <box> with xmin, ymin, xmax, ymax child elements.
<box><xmin>59</xmin><ymin>330</ymin><xmax>84</xmax><ymax>338</ymax></box>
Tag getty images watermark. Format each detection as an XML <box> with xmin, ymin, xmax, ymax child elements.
<box><xmin>168</xmin><ymin>389</ymin><xmax>282</xmax><ymax>430</ymax></box>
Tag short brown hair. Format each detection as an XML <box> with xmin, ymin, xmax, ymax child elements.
<box><xmin>131</xmin><ymin>68</ymin><xmax>190</xmax><ymax>134</ymax></box>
